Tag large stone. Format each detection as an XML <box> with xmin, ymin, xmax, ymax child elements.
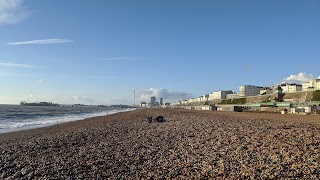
<box><xmin>154</xmin><ymin>116</ymin><xmax>165</xmax><ymax>122</ymax></box>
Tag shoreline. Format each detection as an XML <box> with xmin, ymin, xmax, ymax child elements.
<box><xmin>0</xmin><ymin>109</ymin><xmax>139</xmax><ymax>142</ymax></box>
<box><xmin>1</xmin><ymin>109</ymin><xmax>320</xmax><ymax>178</ymax></box>
<box><xmin>0</xmin><ymin>108</ymin><xmax>136</xmax><ymax>134</ymax></box>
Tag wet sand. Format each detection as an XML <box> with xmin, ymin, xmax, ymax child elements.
<box><xmin>1</xmin><ymin>109</ymin><xmax>320</xmax><ymax>179</ymax></box>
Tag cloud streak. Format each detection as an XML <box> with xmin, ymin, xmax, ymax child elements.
<box><xmin>87</xmin><ymin>76</ymin><xmax>135</xmax><ymax>79</ymax></box>
<box><xmin>7</xmin><ymin>38</ymin><xmax>74</xmax><ymax>45</ymax></box>
<box><xmin>0</xmin><ymin>62</ymin><xmax>45</xmax><ymax>68</ymax></box>
<box><xmin>72</xmin><ymin>96</ymin><xmax>94</xmax><ymax>103</ymax></box>
<box><xmin>0</xmin><ymin>0</ymin><xmax>29</xmax><ymax>24</ymax></box>
<box><xmin>0</xmin><ymin>72</ymin><xmax>32</xmax><ymax>77</ymax></box>
<box><xmin>96</xmin><ymin>57</ymin><xmax>151</xmax><ymax>61</ymax></box>
<box><xmin>65</xmin><ymin>96</ymin><xmax>95</xmax><ymax>103</ymax></box>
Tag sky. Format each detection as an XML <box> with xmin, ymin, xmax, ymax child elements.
<box><xmin>0</xmin><ymin>0</ymin><xmax>319</xmax><ymax>105</ymax></box>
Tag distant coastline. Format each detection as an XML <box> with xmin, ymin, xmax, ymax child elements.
<box><xmin>20</xmin><ymin>101</ymin><xmax>59</xmax><ymax>106</ymax></box>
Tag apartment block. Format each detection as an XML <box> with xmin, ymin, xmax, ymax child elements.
<box><xmin>279</xmin><ymin>83</ymin><xmax>302</xmax><ymax>93</ymax></box>
<box><xmin>201</xmin><ymin>94</ymin><xmax>209</xmax><ymax>102</ymax></box>
<box><xmin>239</xmin><ymin>85</ymin><xmax>264</xmax><ymax>97</ymax></box>
<box><xmin>208</xmin><ymin>90</ymin><xmax>233</xmax><ymax>100</ymax></box>
<box><xmin>260</xmin><ymin>87</ymin><xmax>273</xmax><ymax>95</ymax></box>
<box><xmin>227</xmin><ymin>93</ymin><xmax>239</xmax><ymax>99</ymax></box>
<box><xmin>302</xmin><ymin>79</ymin><xmax>320</xmax><ymax>91</ymax></box>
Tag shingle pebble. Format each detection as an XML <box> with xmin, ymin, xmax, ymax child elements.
<box><xmin>0</xmin><ymin>109</ymin><xmax>320</xmax><ymax>179</ymax></box>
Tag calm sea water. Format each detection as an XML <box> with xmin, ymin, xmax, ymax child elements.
<box><xmin>0</xmin><ymin>104</ymin><xmax>134</xmax><ymax>133</ymax></box>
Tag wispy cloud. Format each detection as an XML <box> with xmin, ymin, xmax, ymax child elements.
<box><xmin>0</xmin><ymin>0</ymin><xmax>29</xmax><ymax>24</ymax></box>
<box><xmin>0</xmin><ymin>72</ymin><xmax>32</xmax><ymax>77</ymax></box>
<box><xmin>87</xmin><ymin>76</ymin><xmax>135</xmax><ymax>79</ymax></box>
<box><xmin>106</xmin><ymin>96</ymin><xmax>132</xmax><ymax>105</ymax></box>
<box><xmin>7</xmin><ymin>38</ymin><xmax>74</xmax><ymax>45</ymax></box>
<box><xmin>96</xmin><ymin>57</ymin><xmax>151</xmax><ymax>61</ymax></box>
<box><xmin>0</xmin><ymin>62</ymin><xmax>45</xmax><ymax>68</ymax></box>
<box><xmin>55</xmin><ymin>75</ymin><xmax>72</xmax><ymax>78</ymax></box>
<box><xmin>65</xmin><ymin>96</ymin><xmax>95</xmax><ymax>103</ymax></box>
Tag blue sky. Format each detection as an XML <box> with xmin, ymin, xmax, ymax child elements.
<box><xmin>0</xmin><ymin>0</ymin><xmax>319</xmax><ymax>105</ymax></box>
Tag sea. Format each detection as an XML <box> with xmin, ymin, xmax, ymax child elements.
<box><xmin>0</xmin><ymin>104</ymin><xmax>135</xmax><ymax>133</ymax></box>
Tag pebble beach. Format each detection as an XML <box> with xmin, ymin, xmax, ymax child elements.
<box><xmin>1</xmin><ymin>108</ymin><xmax>320</xmax><ymax>179</ymax></box>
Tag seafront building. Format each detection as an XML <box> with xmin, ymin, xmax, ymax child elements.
<box><xmin>150</xmin><ymin>96</ymin><xmax>156</xmax><ymax>106</ymax></box>
<box><xmin>171</xmin><ymin>78</ymin><xmax>320</xmax><ymax>114</ymax></box>
<box><xmin>302</xmin><ymin>79</ymin><xmax>320</xmax><ymax>91</ymax></box>
<box><xmin>188</xmin><ymin>98</ymin><xmax>200</xmax><ymax>104</ymax></box>
<box><xmin>278</xmin><ymin>83</ymin><xmax>302</xmax><ymax>93</ymax></box>
<box><xmin>208</xmin><ymin>90</ymin><xmax>233</xmax><ymax>100</ymax></box>
<box><xmin>259</xmin><ymin>87</ymin><xmax>273</xmax><ymax>95</ymax></box>
<box><xmin>227</xmin><ymin>93</ymin><xmax>239</xmax><ymax>99</ymax></box>
<box><xmin>141</xmin><ymin>97</ymin><xmax>170</xmax><ymax>107</ymax></box>
<box><xmin>140</xmin><ymin>101</ymin><xmax>147</xmax><ymax>107</ymax></box>
<box><xmin>201</xmin><ymin>94</ymin><xmax>209</xmax><ymax>102</ymax></box>
<box><xmin>239</xmin><ymin>85</ymin><xmax>264</xmax><ymax>97</ymax></box>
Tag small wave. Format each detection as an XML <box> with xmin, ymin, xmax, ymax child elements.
<box><xmin>0</xmin><ymin>108</ymin><xmax>135</xmax><ymax>133</ymax></box>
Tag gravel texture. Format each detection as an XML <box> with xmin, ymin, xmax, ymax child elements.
<box><xmin>1</xmin><ymin>109</ymin><xmax>320</xmax><ymax>179</ymax></box>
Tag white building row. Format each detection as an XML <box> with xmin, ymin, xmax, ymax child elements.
<box><xmin>240</xmin><ymin>82</ymin><xmax>309</xmax><ymax>97</ymax></box>
<box><xmin>172</xmin><ymin>90</ymin><xmax>234</xmax><ymax>105</ymax></box>
<box><xmin>172</xmin><ymin>78</ymin><xmax>320</xmax><ymax>106</ymax></box>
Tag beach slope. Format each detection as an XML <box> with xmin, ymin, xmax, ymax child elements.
<box><xmin>1</xmin><ymin>109</ymin><xmax>320</xmax><ymax>179</ymax></box>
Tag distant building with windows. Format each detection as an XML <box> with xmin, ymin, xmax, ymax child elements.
<box><xmin>188</xmin><ymin>98</ymin><xmax>197</xmax><ymax>104</ymax></box>
<box><xmin>278</xmin><ymin>83</ymin><xmax>302</xmax><ymax>93</ymax></box>
<box><xmin>160</xmin><ymin>97</ymin><xmax>163</xmax><ymax>105</ymax></box>
<box><xmin>260</xmin><ymin>87</ymin><xmax>273</xmax><ymax>95</ymax></box>
<box><xmin>227</xmin><ymin>93</ymin><xmax>239</xmax><ymax>99</ymax></box>
<box><xmin>208</xmin><ymin>90</ymin><xmax>233</xmax><ymax>100</ymax></box>
<box><xmin>140</xmin><ymin>101</ymin><xmax>147</xmax><ymax>107</ymax></box>
<box><xmin>151</xmin><ymin>96</ymin><xmax>156</xmax><ymax>105</ymax></box>
<box><xmin>302</xmin><ymin>79</ymin><xmax>320</xmax><ymax>91</ymax></box>
<box><xmin>201</xmin><ymin>94</ymin><xmax>209</xmax><ymax>102</ymax></box>
<box><xmin>239</xmin><ymin>85</ymin><xmax>264</xmax><ymax>97</ymax></box>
